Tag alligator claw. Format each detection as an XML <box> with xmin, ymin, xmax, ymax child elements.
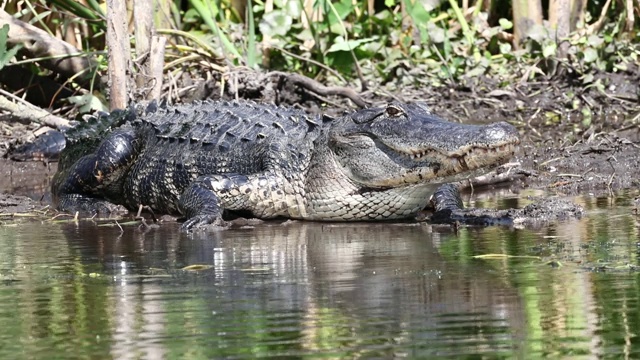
<box><xmin>181</xmin><ymin>214</ymin><xmax>228</xmax><ymax>231</ymax></box>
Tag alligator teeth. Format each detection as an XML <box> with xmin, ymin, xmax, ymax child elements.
<box><xmin>410</xmin><ymin>150</ymin><xmax>427</xmax><ymax>160</ymax></box>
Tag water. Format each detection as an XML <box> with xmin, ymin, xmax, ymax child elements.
<box><xmin>1</xmin><ymin>193</ymin><xmax>639</xmax><ymax>359</ymax></box>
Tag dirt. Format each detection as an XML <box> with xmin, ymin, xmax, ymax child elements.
<box><xmin>0</xmin><ymin>69</ymin><xmax>639</xmax><ymax>221</ymax></box>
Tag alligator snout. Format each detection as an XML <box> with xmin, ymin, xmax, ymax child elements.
<box><xmin>481</xmin><ymin>122</ymin><xmax>520</xmax><ymax>146</ymax></box>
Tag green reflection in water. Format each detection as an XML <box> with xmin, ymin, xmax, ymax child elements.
<box><xmin>0</xmin><ymin>193</ymin><xmax>639</xmax><ymax>359</ymax></box>
<box><xmin>438</xmin><ymin>194</ymin><xmax>640</xmax><ymax>359</ymax></box>
<box><xmin>0</xmin><ymin>225</ymin><xmax>114</xmax><ymax>359</ymax></box>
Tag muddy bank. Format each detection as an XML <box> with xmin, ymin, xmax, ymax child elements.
<box><xmin>0</xmin><ymin>193</ymin><xmax>48</xmax><ymax>216</ymax></box>
<box><xmin>0</xmin><ymin>70</ymin><xmax>639</xmax><ymax>219</ymax></box>
<box><xmin>1</xmin><ymin>129</ymin><xmax>639</xmax><ymax>220</ymax></box>
<box><xmin>514</xmin><ymin>131</ymin><xmax>640</xmax><ymax>196</ymax></box>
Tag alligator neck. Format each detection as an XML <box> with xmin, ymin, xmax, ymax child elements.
<box><xmin>302</xmin><ymin>144</ymin><xmax>437</xmax><ymax>221</ymax></box>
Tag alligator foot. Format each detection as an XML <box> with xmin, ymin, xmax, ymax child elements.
<box><xmin>429</xmin><ymin>184</ymin><xmax>584</xmax><ymax>228</ymax></box>
<box><xmin>181</xmin><ymin>214</ymin><xmax>229</xmax><ymax>232</ymax></box>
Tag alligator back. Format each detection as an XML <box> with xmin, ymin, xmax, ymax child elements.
<box><xmin>118</xmin><ymin>100</ymin><xmax>326</xmax><ymax>213</ymax></box>
<box><xmin>138</xmin><ymin>100</ymin><xmax>322</xmax><ymax>145</ymax></box>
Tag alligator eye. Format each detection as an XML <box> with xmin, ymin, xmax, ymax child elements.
<box><xmin>385</xmin><ymin>104</ymin><xmax>405</xmax><ymax>117</ymax></box>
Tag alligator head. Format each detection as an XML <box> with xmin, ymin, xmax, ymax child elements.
<box><xmin>327</xmin><ymin>102</ymin><xmax>520</xmax><ymax>188</ymax></box>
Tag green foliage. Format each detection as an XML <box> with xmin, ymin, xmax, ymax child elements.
<box><xmin>6</xmin><ymin>0</ymin><xmax>640</xmax><ymax>104</ymax></box>
<box><xmin>48</xmin><ymin>0</ymin><xmax>106</xmax><ymax>31</ymax></box>
<box><xmin>188</xmin><ymin>0</ymin><xmax>242</xmax><ymax>60</ymax></box>
<box><xmin>0</xmin><ymin>24</ymin><xmax>22</xmax><ymax>70</ymax></box>
<box><xmin>67</xmin><ymin>93</ymin><xmax>108</xmax><ymax>113</ymax></box>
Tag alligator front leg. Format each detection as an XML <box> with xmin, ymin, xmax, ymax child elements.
<box><xmin>53</xmin><ymin>129</ymin><xmax>138</xmax><ymax>217</ymax></box>
<box><xmin>179</xmin><ymin>173</ymin><xmax>296</xmax><ymax>231</ymax></box>
<box><xmin>429</xmin><ymin>183</ymin><xmax>584</xmax><ymax>226</ymax></box>
<box><xmin>429</xmin><ymin>183</ymin><xmax>517</xmax><ymax>225</ymax></box>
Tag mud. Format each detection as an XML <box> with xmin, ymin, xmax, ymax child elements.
<box><xmin>1</xmin><ymin>70</ymin><xmax>639</xmax><ymax>223</ymax></box>
<box><xmin>515</xmin><ymin>131</ymin><xmax>640</xmax><ymax>196</ymax></box>
<box><xmin>0</xmin><ymin>192</ymin><xmax>47</xmax><ymax>215</ymax></box>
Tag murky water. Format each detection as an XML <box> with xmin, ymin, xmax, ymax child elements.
<box><xmin>1</xmin><ymin>191</ymin><xmax>640</xmax><ymax>359</ymax></box>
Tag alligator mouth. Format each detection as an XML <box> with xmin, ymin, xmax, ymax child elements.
<box><xmin>407</xmin><ymin>143</ymin><xmax>516</xmax><ymax>161</ymax></box>
<box><xmin>399</xmin><ymin>140</ymin><xmax>519</xmax><ymax>176</ymax></box>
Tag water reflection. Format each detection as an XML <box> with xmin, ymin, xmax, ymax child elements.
<box><xmin>1</xmin><ymin>193</ymin><xmax>640</xmax><ymax>358</ymax></box>
<box><xmin>1</xmin><ymin>221</ymin><xmax>526</xmax><ymax>358</ymax></box>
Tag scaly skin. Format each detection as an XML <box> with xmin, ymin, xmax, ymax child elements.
<box><xmin>52</xmin><ymin>100</ymin><xmax>519</xmax><ymax>231</ymax></box>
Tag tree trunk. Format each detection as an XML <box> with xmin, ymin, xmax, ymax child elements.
<box><xmin>106</xmin><ymin>0</ymin><xmax>132</xmax><ymax>110</ymax></box>
<box><xmin>512</xmin><ymin>0</ymin><xmax>543</xmax><ymax>49</ymax></box>
<box><xmin>549</xmin><ymin>0</ymin><xmax>571</xmax><ymax>58</ymax></box>
<box><xmin>570</xmin><ymin>0</ymin><xmax>588</xmax><ymax>31</ymax></box>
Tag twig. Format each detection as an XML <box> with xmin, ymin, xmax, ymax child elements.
<box><xmin>268</xmin><ymin>71</ymin><xmax>367</xmax><ymax>108</ymax></box>
<box><xmin>49</xmin><ymin>213</ymin><xmax>76</xmax><ymax>220</ymax></box>
<box><xmin>273</xmin><ymin>46</ymin><xmax>346</xmax><ymax>83</ymax></box>
<box><xmin>587</xmin><ymin>0</ymin><xmax>613</xmax><ymax>34</ymax></box>
<box><xmin>138</xmin><ymin>217</ymin><xmax>151</xmax><ymax>230</ymax></box>
<box><xmin>135</xmin><ymin>204</ymin><xmax>157</xmax><ymax>222</ymax></box>
<box><xmin>115</xmin><ymin>220</ymin><xmax>123</xmax><ymax>233</ymax></box>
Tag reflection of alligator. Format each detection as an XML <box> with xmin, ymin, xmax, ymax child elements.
<box><xmin>52</xmin><ymin>100</ymin><xmax>519</xmax><ymax>230</ymax></box>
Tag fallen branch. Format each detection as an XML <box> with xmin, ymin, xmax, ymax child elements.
<box><xmin>269</xmin><ymin>71</ymin><xmax>367</xmax><ymax>108</ymax></box>
<box><xmin>454</xmin><ymin>162</ymin><xmax>536</xmax><ymax>190</ymax></box>
<box><xmin>0</xmin><ymin>93</ymin><xmax>70</xmax><ymax>129</ymax></box>
<box><xmin>0</xmin><ymin>9</ymin><xmax>97</xmax><ymax>82</ymax></box>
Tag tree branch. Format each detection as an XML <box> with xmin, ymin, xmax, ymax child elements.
<box><xmin>0</xmin><ymin>93</ymin><xmax>70</xmax><ymax>129</ymax></box>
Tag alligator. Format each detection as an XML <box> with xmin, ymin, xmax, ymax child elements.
<box><xmin>9</xmin><ymin>130</ymin><xmax>67</xmax><ymax>162</ymax></box>
<box><xmin>8</xmin><ymin>109</ymin><xmax>126</xmax><ymax>162</ymax></box>
<box><xmin>51</xmin><ymin>100</ymin><xmax>520</xmax><ymax>231</ymax></box>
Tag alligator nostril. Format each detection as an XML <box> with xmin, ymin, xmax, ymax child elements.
<box><xmin>485</xmin><ymin>122</ymin><xmax>519</xmax><ymax>142</ymax></box>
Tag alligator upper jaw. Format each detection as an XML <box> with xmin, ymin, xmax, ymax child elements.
<box><xmin>406</xmin><ymin>142</ymin><xmax>517</xmax><ymax>163</ymax></box>
<box><xmin>380</xmin><ymin>140</ymin><xmax>519</xmax><ymax>185</ymax></box>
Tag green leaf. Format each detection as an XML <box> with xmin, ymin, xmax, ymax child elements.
<box><xmin>0</xmin><ymin>25</ymin><xmax>22</xmax><ymax>70</ymax></box>
<box><xmin>581</xmin><ymin>107</ymin><xmax>592</xmax><ymax>127</ymax></box>
<box><xmin>259</xmin><ymin>10</ymin><xmax>293</xmax><ymax>37</ymax></box>
<box><xmin>188</xmin><ymin>0</ymin><xmax>241</xmax><ymax>60</ymax></box>
<box><xmin>327</xmin><ymin>37</ymin><xmax>374</xmax><ymax>52</ymax></box>
<box><xmin>67</xmin><ymin>94</ymin><xmax>108</xmax><ymax>113</ymax></box>
<box><xmin>587</xmin><ymin>34</ymin><xmax>604</xmax><ymax>48</ymax></box>
<box><xmin>582</xmin><ymin>47</ymin><xmax>598</xmax><ymax>63</ymax></box>
<box><xmin>498</xmin><ymin>18</ymin><xmax>513</xmax><ymax>30</ymax></box>
<box><xmin>284</xmin><ymin>1</ymin><xmax>302</xmax><ymax>17</ymax></box>
<box><xmin>614</xmin><ymin>63</ymin><xmax>628</xmax><ymax>72</ymax></box>
<box><xmin>49</xmin><ymin>0</ymin><xmax>104</xmax><ymax>24</ymax></box>
<box><xmin>499</xmin><ymin>42</ymin><xmax>512</xmax><ymax>55</ymax></box>
<box><xmin>542</xmin><ymin>41</ymin><xmax>556</xmax><ymax>58</ymax></box>
<box><xmin>404</xmin><ymin>0</ymin><xmax>430</xmax><ymax>24</ymax></box>
<box><xmin>465</xmin><ymin>66</ymin><xmax>485</xmax><ymax>78</ymax></box>
<box><xmin>581</xmin><ymin>73</ymin><xmax>594</xmax><ymax>84</ymax></box>
<box><xmin>427</xmin><ymin>24</ymin><xmax>445</xmax><ymax>44</ymax></box>
<box><xmin>333</xmin><ymin>0</ymin><xmax>354</xmax><ymax>20</ymax></box>
<box><xmin>527</xmin><ymin>24</ymin><xmax>548</xmax><ymax>43</ymax></box>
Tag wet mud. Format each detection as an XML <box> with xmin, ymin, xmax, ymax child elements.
<box><xmin>1</xmin><ymin>71</ymin><xmax>639</xmax><ymax>224</ymax></box>
<box><xmin>1</xmin><ymin>129</ymin><xmax>638</xmax><ymax>226</ymax></box>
